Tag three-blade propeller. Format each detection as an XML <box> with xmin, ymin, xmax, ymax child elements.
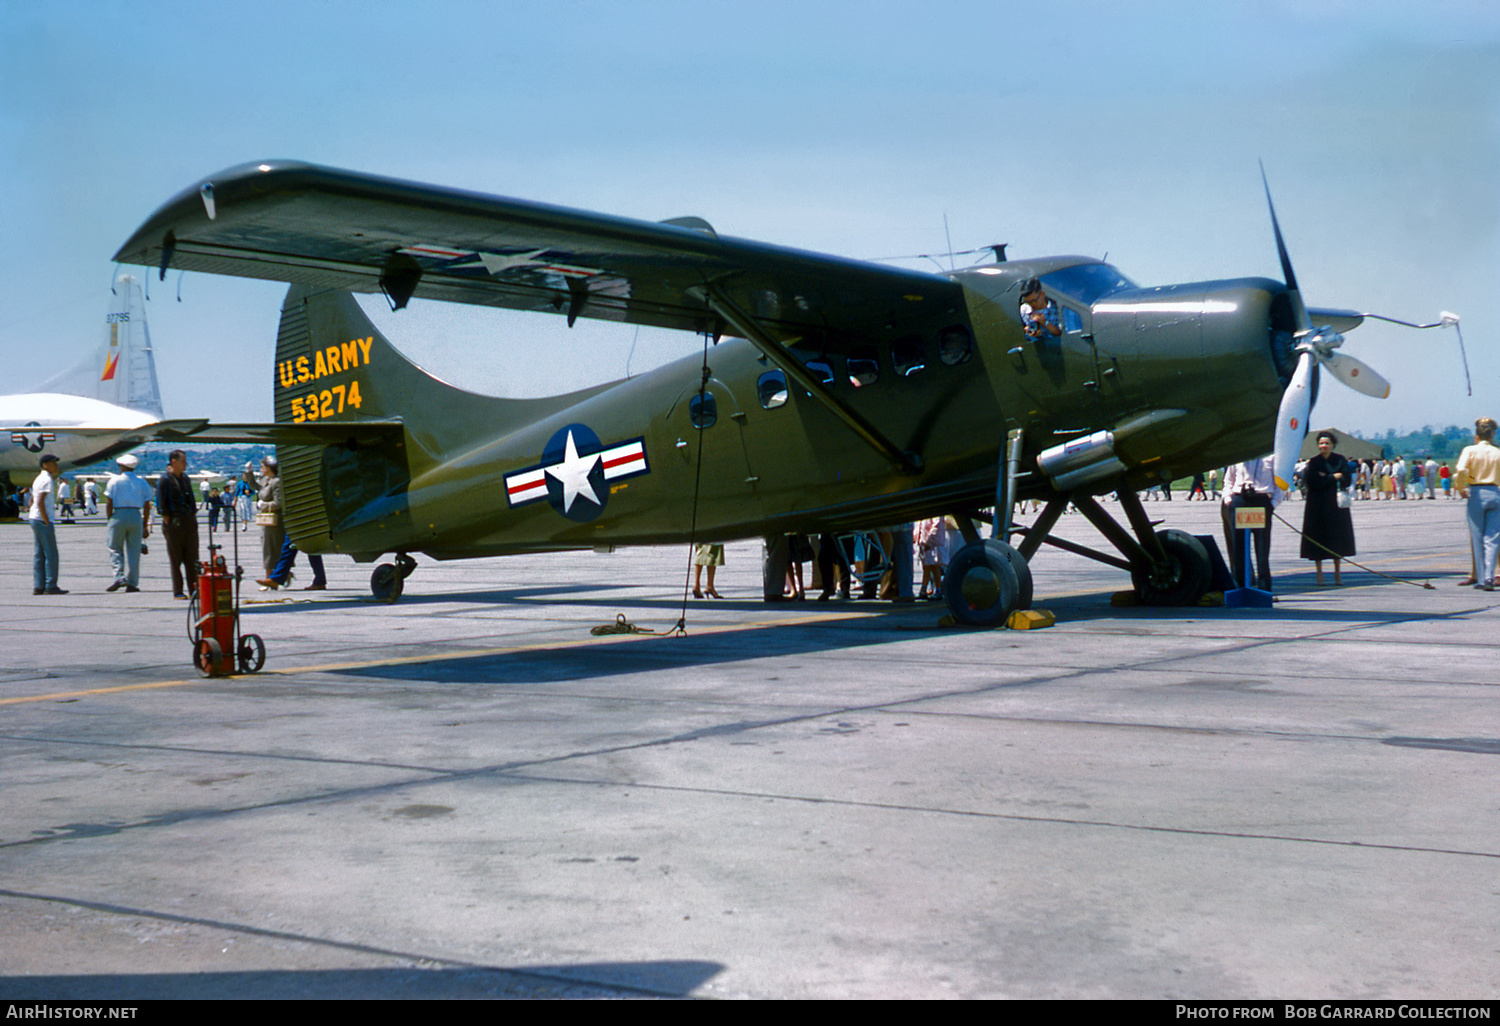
<box><xmin>1263</xmin><ymin>167</ymin><xmax>1391</xmax><ymax>490</ymax></box>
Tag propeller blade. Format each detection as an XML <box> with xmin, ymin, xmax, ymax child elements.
<box><xmin>1260</xmin><ymin>162</ymin><xmax>1311</xmax><ymax>334</ymax></box>
<box><xmin>1272</xmin><ymin>350</ymin><xmax>1316</xmax><ymax>491</ymax></box>
<box><xmin>1323</xmin><ymin>352</ymin><xmax>1391</xmax><ymax>399</ymax></box>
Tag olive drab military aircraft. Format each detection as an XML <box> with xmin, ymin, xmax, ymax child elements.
<box><xmin>111</xmin><ymin>160</ymin><xmax>1447</xmax><ymax>625</ymax></box>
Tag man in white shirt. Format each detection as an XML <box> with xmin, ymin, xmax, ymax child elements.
<box><xmin>105</xmin><ymin>453</ymin><xmax>155</xmax><ymax>592</ymax></box>
<box><xmin>29</xmin><ymin>454</ymin><xmax>67</xmax><ymax>595</ymax></box>
<box><xmin>1220</xmin><ymin>456</ymin><xmax>1285</xmax><ymax>592</ymax></box>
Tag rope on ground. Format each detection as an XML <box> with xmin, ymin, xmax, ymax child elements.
<box><xmin>591</xmin><ymin>614</ymin><xmax>659</xmax><ymax>636</ymax></box>
<box><xmin>1272</xmin><ymin>508</ymin><xmax>1436</xmax><ymax>590</ymax></box>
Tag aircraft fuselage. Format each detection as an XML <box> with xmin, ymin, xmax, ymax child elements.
<box><xmin>273</xmin><ymin>259</ymin><xmax>1291</xmax><ymax>563</ymax></box>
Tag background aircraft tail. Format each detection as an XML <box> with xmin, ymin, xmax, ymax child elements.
<box><xmin>33</xmin><ymin>274</ymin><xmax>164</xmax><ymax>417</ymax></box>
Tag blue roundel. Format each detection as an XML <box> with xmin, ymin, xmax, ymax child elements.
<box><xmin>541</xmin><ymin>423</ymin><xmax>609</xmax><ymax>522</ymax></box>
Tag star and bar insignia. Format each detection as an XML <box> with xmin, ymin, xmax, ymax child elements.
<box><xmin>10</xmin><ymin>423</ymin><xmax>55</xmax><ymax>453</ymax></box>
<box><xmin>504</xmin><ymin>424</ymin><xmax>648</xmax><ymax>523</ymax></box>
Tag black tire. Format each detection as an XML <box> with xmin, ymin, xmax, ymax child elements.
<box><xmin>194</xmin><ymin>638</ymin><xmax>224</xmax><ymax>678</ymax></box>
<box><xmin>1130</xmin><ymin>528</ymin><xmax>1211</xmax><ymax>606</ymax></box>
<box><xmin>944</xmin><ymin>539</ymin><xmax>1023</xmax><ymax>627</ymax></box>
<box><xmin>371</xmin><ymin>563</ymin><xmax>405</xmax><ymax>603</ymax></box>
<box><xmin>1004</xmin><ymin>543</ymin><xmax>1033</xmax><ymax>611</ymax></box>
<box><xmin>238</xmin><ymin>634</ymin><xmax>266</xmax><ymax>673</ymax></box>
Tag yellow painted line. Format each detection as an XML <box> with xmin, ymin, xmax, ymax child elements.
<box><xmin>0</xmin><ymin>608</ymin><xmax>879</xmax><ymax>706</ymax></box>
<box><xmin>0</xmin><ymin>678</ymin><xmax>205</xmax><ymax>706</ymax></box>
<box><xmin>1353</xmin><ymin>552</ymin><xmax>1468</xmax><ymax>567</ymax></box>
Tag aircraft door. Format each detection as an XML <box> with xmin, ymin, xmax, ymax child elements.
<box><xmin>1005</xmin><ymin>290</ymin><xmax>1102</xmax><ymax>420</ymax></box>
<box><xmin>665</xmin><ymin>378</ymin><xmax>763</xmax><ymax>532</ymax></box>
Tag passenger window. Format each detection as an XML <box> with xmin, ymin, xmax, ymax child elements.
<box><xmin>846</xmin><ymin>346</ymin><xmax>879</xmax><ymax>387</ymax></box>
<box><xmin>1062</xmin><ymin>307</ymin><xmax>1083</xmax><ymax>333</ymax></box>
<box><xmin>689</xmin><ymin>392</ymin><xmax>718</xmax><ymax>428</ymax></box>
<box><xmin>805</xmin><ymin>359</ymin><xmax>835</xmax><ymax>386</ymax></box>
<box><xmin>757</xmin><ymin>370</ymin><xmax>788</xmax><ymax>409</ymax></box>
<box><xmin>938</xmin><ymin>325</ymin><xmax>972</xmax><ymax>365</ymax></box>
<box><xmin>892</xmin><ymin>336</ymin><xmax>926</xmax><ymax>377</ymax></box>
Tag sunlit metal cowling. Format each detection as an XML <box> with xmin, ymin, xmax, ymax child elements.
<box><xmin>1038</xmin><ymin>430</ymin><xmax>1125</xmax><ymax>490</ymax></box>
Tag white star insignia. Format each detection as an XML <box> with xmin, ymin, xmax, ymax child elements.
<box><xmin>544</xmin><ymin>430</ymin><xmax>601</xmax><ymax>513</ymax></box>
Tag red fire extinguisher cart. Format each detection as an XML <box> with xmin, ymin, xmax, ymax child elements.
<box><xmin>188</xmin><ymin>502</ymin><xmax>265</xmax><ymax>677</ymax></box>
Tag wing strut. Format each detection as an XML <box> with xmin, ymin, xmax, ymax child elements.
<box><xmin>691</xmin><ymin>284</ymin><xmax>923</xmax><ymax>475</ymax></box>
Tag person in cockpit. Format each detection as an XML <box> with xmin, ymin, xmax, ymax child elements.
<box><xmin>1020</xmin><ymin>278</ymin><xmax>1062</xmax><ymax>343</ymax></box>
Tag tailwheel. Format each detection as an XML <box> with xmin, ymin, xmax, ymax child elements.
<box><xmin>371</xmin><ymin>553</ymin><xmax>416</xmax><ymax>603</ymax></box>
<box><xmin>944</xmin><ymin>539</ymin><xmax>1028</xmax><ymax>627</ymax></box>
<box><xmin>193</xmin><ymin>638</ymin><xmax>224</xmax><ymax>678</ymax></box>
<box><xmin>1130</xmin><ymin>528</ymin><xmax>1211</xmax><ymax>606</ymax></box>
<box><xmin>370</xmin><ymin>563</ymin><xmax>405</xmax><ymax>603</ymax></box>
<box><xmin>238</xmin><ymin>633</ymin><xmax>266</xmax><ymax>673</ymax></box>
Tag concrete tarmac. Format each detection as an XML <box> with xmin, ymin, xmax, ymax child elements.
<box><xmin>1</xmin><ymin>495</ymin><xmax>1496</xmax><ymax>999</ymax></box>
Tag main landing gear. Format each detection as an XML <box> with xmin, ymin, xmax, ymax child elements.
<box><xmin>370</xmin><ymin>553</ymin><xmax>417</xmax><ymax>602</ymax></box>
<box><xmin>943</xmin><ymin>488</ymin><xmax>1212</xmax><ymax>627</ymax></box>
<box><xmin>942</xmin><ymin>537</ymin><xmax>1033</xmax><ymax>627</ymax></box>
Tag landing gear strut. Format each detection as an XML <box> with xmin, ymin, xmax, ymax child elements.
<box><xmin>1012</xmin><ymin>489</ymin><xmax>1213</xmax><ymax>609</ymax></box>
<box><xmin>371</xmin><ymin>553</ymin><xmax>417</xmax><ymax>603</ymax></box>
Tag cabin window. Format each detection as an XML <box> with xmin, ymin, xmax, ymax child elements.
<box><xmin>1061</xmin><ymin>307</ymin><xmax>1084</xmax><ymax>333</ymax></box>
<box><xmin>892</xmin><ymin>336</ymin><xmax>926</xmax><ymax>377</ymax></box>
<box><xmin>689</xmin><ymin>391</ymin><xmax>718</xmax><ymax>428</ymax></box>
<box><xmin>804</xmin><ymin>359</ymin><xmax>835</xmax><ymax>386</ymax></box>
<box><xmin>757</xmin><ymin>370</ymin><xmax>788</xmax><ymax>409</ymax></box>
<box><xmin>846</xmin><ymin>347</ymin><xmax>879</xmax><ymax>387</ymax></box>
<box><xmin>938</xmin><ymin>325</ymin><xmax>972</xmax><ymax>365</ymax></box>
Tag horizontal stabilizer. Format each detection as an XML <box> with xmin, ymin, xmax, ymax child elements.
<box><xmin>153</xmin><ymin>418</ymin><xmax>405</xmax><ymax>447</ymax></box>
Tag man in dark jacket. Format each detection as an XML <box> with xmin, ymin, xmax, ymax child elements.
<box><xmin>157</xmin><ymin>449</ymin><xmax>200</xmax><ymax>599</ymax></box>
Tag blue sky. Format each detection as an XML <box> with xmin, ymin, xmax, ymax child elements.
<box><xmin>3</xmin><ymin>0</ymin><xmax>1497</xmax><ymax>435</ymax></box>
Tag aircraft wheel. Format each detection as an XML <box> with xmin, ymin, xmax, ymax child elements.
<box><xmin>1004</xmin><ymin>542</ymin><xmax>1033</xmax><ymax>611</ymax></box>
<box><xmin>944</xmin><ymin>539</ymin><xmax>1023</xmax><ymax>627</ymax></box>
<box><xmin>238</xmin><ymin>634</ymin><xmax>266</xmax><ymax>674</ymax></box>
<box><xmin>193</xmin><ymin>638</ymin><xmax>224</xmax><ymax>678</ymax></box>
<box><xmin>1131</xmin><ymin>528</ymin><xmax>1211</xmax><ymax>606</ymax></box>
<box><xmin>371</xmin><ymin>563</ymin><xmax>405</xmax><ymax>603</ymax></box>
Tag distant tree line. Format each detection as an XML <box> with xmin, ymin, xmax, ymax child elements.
<box><xmin>1350</xmin><ymin>425</ymin><xmax>1474</xmax><ymax>461</ymax></box>
<box><xmin>72</xmin><ymin>444</ymin><xmax>276</xmax><ymax>479</ymax></box>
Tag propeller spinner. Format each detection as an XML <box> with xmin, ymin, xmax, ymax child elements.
<box><xmin>1262</xmin><ymin>167</ymin><xmax>1391</xmax><ymax>490</ymax></box>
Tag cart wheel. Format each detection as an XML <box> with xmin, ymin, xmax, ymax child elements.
<box><xmin>194</xmin><ymin>638</ymin><xmax>224</xmax><ymax>677</ymax></box>
<box><xmin>237</xmin><ymin>634</ymin><xmax>266</xmax><ymax>673</ymax></box>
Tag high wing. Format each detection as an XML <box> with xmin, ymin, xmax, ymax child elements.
<box><xmin>113</xmin><ymin>161</ymin><xmax>964</xmax><ymax>349</ymax></box>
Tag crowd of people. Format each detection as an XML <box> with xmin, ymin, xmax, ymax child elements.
<box><xmin>12</xmin><ymin>451</ymin><xmax>310</xmax><ymax>598</ymax></box>
<box><xmin>11</xmin><ymin>417</ymin><xmax>1500</xmax><ymax>601</ymax></box>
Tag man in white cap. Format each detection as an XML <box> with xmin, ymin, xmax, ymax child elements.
<box><xmin>29</xmin><ymin>453</ymin><xmax>66</xmax><ymax>595</ymax></box>
<box><xmin>104</xmin><ymin>453</ymin><xmax>154</xmax><ymax>592</ymax></box>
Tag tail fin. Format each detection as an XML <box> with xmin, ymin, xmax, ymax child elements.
<box><xmin>272</xmin><ymin>285</ymin><xmax>531</xmax><ymax>555</ymax></box>
<box><xmin>35</xmin><ymin>274</ymin><xmax>164</xmax><ymax>416</ymax></box>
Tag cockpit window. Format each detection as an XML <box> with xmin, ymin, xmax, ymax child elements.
<box><xmin>1040</xmin><ymin>263</ymin><xmax>1136</xmax><ymax>306</ymax></box>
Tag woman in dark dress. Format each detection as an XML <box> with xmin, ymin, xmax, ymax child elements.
<box><xmin>1301</xmin><ymin>431</ymin><xmax>1356</xmax><ymax>585</ymax></box>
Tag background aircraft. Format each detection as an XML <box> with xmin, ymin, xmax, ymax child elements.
<box><xmin>0</xmin><ymin>274</ymin><xmax>208</xmax><ymax>483</ymax></box>
<box><xmin>112</xmin><ymin>161</ymin><xmax>1435</xmax><ymax>624</ymax></box>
